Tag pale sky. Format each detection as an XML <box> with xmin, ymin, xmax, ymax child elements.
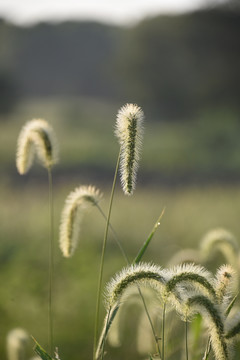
<box><xmin>0</xmin><ymin>0</ymin><xmax>212</xmax><ymax>25</ymax></box>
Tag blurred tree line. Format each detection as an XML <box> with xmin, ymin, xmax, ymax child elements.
<box><xmin>0</xmin><ymin>5</ymin><xmax>239</xmax><ymax>121</ymax></box>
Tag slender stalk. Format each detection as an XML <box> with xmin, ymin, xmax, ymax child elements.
<box><xmin>93</xmin><ymin>150</ymin><xmax>121</xmax><ymax>359</ymax></box>
<box><xmin>48</xmin><ymin>167</ymin><xmax>54</xmax><ymax>356</ymax></box>
<box><xmin>185</xmin><ymin>320</ymin><xmax>189</xmax><ymax>360</ymax></box>
<box><xmin>96</xmin><ymin>205</ymin><xmax>162</xmax><ymax>358</ymax></box>
<box><xmin>100</xmin><ymin>308</ymin><xmax>111</xmax><ymax>360</ymax></box>
<box><xmin>202</xmin><ymin>337</ymin><xmax>211</xmax><ymax>360</ymax></box>
<box><xmin>96</xmin><ymin>204</ymin><xmax>129</xmax><ymax>264</ymax></box>
<box><xmin>162</xmin><ymin>303</ymin><xmax>166</xmax><ymax>360</ymax></box>
<box><xmin>139</xmin><ymin>287</ymin><xmax>162</xmax><ymax>358</ymax></box>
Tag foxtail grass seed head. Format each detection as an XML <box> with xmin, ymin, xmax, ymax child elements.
<box><xmin>59</xmin><ymin>185</ymin><xmax>102</xmax><ymax>257</ymax></box>
<box><xmin>7</xmin><ymin>328</ymin><xmax>29</xmax><ymax>360</ymax></box>
<box><xmin>187</xmin><ymin>295</ymin><xmax>228</xmax><ymax>360</ymax></box>
<box><xmin>200</xmin><ymin>228</ymin><xmax>239</xmax><ymax>268</ymax></box>
<box><xmin>115</xmin><ymin>103</ymin><xmax>144</xmax><ymax>195</ymax></box>
<box><xmin>225</xmin><ymin>309</ymin><xmax>240</xmax><ymax>340</ymax></box>
<box><xmin>16</xmin><ymin>119</ymin><xmax>58</xmax><ymax>174</ymax></box>
<box><xmin>165</xmin><ymin>263</ymin><xmax>216</xmax><ymax>301</ymax></box>
<box><xmin>167</xmin><ymin>248</ymin><xmax>200</xmax><ymax>267</ymax></box>
<box><xmin>215</xmin><ymin>265</ymin><xmax>235</xmax><ymax>306</ymax></box>
<box><xmin>105</xmin><ymin>263</ymin><xmax>166</xmax><ymax>309</ymax></box>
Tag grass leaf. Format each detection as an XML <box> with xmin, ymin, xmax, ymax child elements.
<box><xmin>32</xmin><ymin>337</ymin><xmax>54</xmax><ymax>360</ymax></box>
<box><xmin>134</xmin><ymin>208</ymin><xmax>165</xmax><ymax>264</ymax></box>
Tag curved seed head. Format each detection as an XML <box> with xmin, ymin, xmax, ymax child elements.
<box><xmin>187</xmin><ymin>295</ymin><xmax>228</xmax><ymax>360</ymax></box>
<box><xmin>225</xmin><ymin>309</ymin><xmax>240</xmax><ymax>340</ymax></box>
<box><xmin>59</xmin><ymin>185</ymin><xmax>102</xmax><ymax>257</ymax></box>
<box><xmin>165</xmin><ymin>263</ymin><xmax>216</xmax><ymax>301</ymax></box>
<box><xmin>115</xmin><ymin>103</ymin><xmax>144</xmax><ymax>195</ymax></box>
<box><xmin>105</xmin><ymin>263</ymin><xmax>166</xmax><ymax>309</ymax></box>
<box><xmin>215</xmin><ymin>265</ymin><xmax>236</xmax><ymax>307</ymax></box>
<box><xmin>16</xmin><ymin>119</ymin><xmax>58</xmax><ymax>174</ymax></box>
<box><xmin>7</xmin><ymin>328</ymin><xmax>29</xmax><ymax>360</ymax></box>
<box><xmin>200</xmin><ymin>228</ymin><xmax>239</xmax><ymax>268</ymax></box>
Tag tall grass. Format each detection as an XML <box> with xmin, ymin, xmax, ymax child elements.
<box><xmin>7</xmin><ymin>105</ymin><xmax>240</xmax><ymax>360</ymax></box>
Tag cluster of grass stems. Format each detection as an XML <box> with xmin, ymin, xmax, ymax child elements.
<box><xmin>7</xmin><ymin>106</ymin><xmax>240</xmax><ymax>360</ymax></box>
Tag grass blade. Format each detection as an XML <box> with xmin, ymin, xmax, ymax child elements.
<box><xmin>32</xmin><ymin>337</ymin><xmax>54</xmax><ymax>360</ymax></box>
<box><xmin>134</xmin><ymin>208</ymin><xmax>165</xmax><ymax>264</ymax></box>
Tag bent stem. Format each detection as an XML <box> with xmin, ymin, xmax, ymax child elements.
<box><xmin>162</xmin><ymin>302</ymin><xmax>166</xmax><ymax>360</ymax></box>
<box><xmin>185</xmin><ymin>320</ymin><xmax>189</xmax><ymax>360</ymax></box>
<box><xmin>93</xmin><ymin>150</ymin><xmax>121</xmax><ymax>359</ymax></box>
<box><xmin>48</xmin><ymin>167</ymin><xmax>54</xmax><ymax>356</ymax></box>
<box><xmin>202</xmin><ymin>337</ymin><xmax>211</xmax><ymax>360</ymax></box>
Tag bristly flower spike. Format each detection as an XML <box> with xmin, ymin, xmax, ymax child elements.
<box><xmin>59</xmin><ymin>185</ymin><xmax>102</xmax><ymax>258</ymax></box>
<box><xmin>7</xmin><ymin>328</ymin><xmax>29</xmax><ymax>360</ymax></box>
<box><xmin>16</xmin><ymin>118</ymin><xmax>58</xmax><ymax>174</ymax></box>
<box><xmin>115</xmin><ymin>103</ymin><xmax>144</xmax><ymax>195</ymax></box>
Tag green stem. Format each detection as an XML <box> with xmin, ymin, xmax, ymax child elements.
<box><xmin>185</xmin><ymin>320</ymin><xmax>189</xmax><ymax>360</ymax></box>
<box><xmin>96</xmin><ymin>204</ymin><xmax>129</xmax><ymax>264</ymax></box>
<box><xmin>162</xmin><ymin>302</ymin><xmax>166</xmax><ymax>360</ymax></box>
<box><xmin>47</xmin><ymin>167</ymin><xmax>54</xmax><ymax>356</ymax></box>
<box><xmin>93</xmin><ymin>150</ymin><xmax>121</xmax><ymax>360</ymax></box>
<box><xmin>100</xmin><ymin>308</ymin><xmax>111</xmax><ymax>360</ymax></box>
<box><xmin>202</xmin><ymin>337</ymin><xmax>211</xmax><ymax>360</ymax></box>
<box><xmin>139</xmin><ymin>286</ymin><xmax>162</xmax><ymax>358</ymax></box>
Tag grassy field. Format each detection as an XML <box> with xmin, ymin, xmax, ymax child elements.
<box><xmin>1</xmin><ymin>97</ymin><xmax>240</xmax><ymax>359</ymax></box>
<box><xmin>1</xmin><ymin>179</ymin><xmax>240</xmax><ymax>359</ymax></box>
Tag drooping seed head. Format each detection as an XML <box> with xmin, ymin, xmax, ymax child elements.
<box><xmin>16</xmin><ymin>119</ymin><xmax>58</xmax><ymax>174</ymax></box>
<box><xmin>165</xmin><ymin>263</ymin><xmax>216</xmax><ymax>302</ymax></box>
<box><xmin>59</xmin><ymin>185</ymin><xmax>102</xmax><ymax>257</ymax></box>
<box><xmin>115</xmin><ymin>103</ymin><xmax>144</xmax><ymax>195</ymax></box>
<box><xmin>187</xmin><ymin>295</ymin><xmax>228</xmax><ymax>360</ymax></box>
<box><xmin>105</xmin><ymin>262</ymin><xmax>166</xmax><ymax>309</ymax></box>
<box><xmin>215</xmin><ymin>265</ymin><xmax>236</xmax><ymax>307</ymax></box>
<box><xmin>7</xmin><ymin>328</ymin><xmax>29</xmax><ymax>360</ymax></box>
<box><xmin>225</xmin><ymin>309</ymin><xmax>240</xmax><ymax>341</ymax></box>
<box><xmin>200</xmin><ymin>228</ymin><xmax>239</xmax><ymax>268</ymax></box>
<box><xmin>167</xmin><ymin>248</ymin><xmax>200</xmax><ymax>267</ymax></box>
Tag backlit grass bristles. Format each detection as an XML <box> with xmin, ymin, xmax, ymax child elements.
<box><xmin>59</xmin><ymin>185</ymin><xmax>102</xmax><ymax>257</ymax></box>
<box><xmin>16</xmin><ymin>118</ymin><xmax>58</xmax><ymax>174</ymax></box>
<box><xmin>105</xmin><ymin>263</ymin><xmax>166</xmax><ymax>308</ymax></box>
<box><xmin>96</xmin><ymin>263</ymin><xmax>166</xmax><ymax>360</ymax></box>
<box><xmin>187</xmin><ymin>295</ymin><xmax>229</xmax><ymax>360</ymax></box>
<box><xmin>201</xmin><ymin>228</ymin><xmax>239</xmax><ymax>268</ymax></box>
<box><xmin>165</xmin><ymin>263</ymin><xmax>216</xmax><ymax>302</ymax></box>
<box><xmin>115</xmin><ymin>103</ymin><xmax>144</xmax><ymax>195</ymax></box>
<box><xmin>7</xmin><ymin>328</ymin><xmax>29</xmax><ymax>360</ymax></box>
<box><xmin>214</xmin><ymin>265</ymin><xmax>235</xmax><ymax>306</ymax></box>
<box><xmin>225</xmin><ymin>310</ymin><xmax>240</xmax><ymax>341</ymax></box>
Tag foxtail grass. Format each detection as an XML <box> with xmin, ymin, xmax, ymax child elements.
<box><xmin>115</xmin><ymin>103</ymin><xmax>144</xmax><ymax>196</ymax></box>
<box><xmin>187</xmin><ymin>295</ymin><xmax>228</xmax><ymax>360</ymax></box>
<box><xmin>93</xmin><ymin>103</ymin><xmax>144</xmax><ymax>358</ymax></box>
<box><xmin>7</xmin><ymin>328</ymin><xmax>29</xmax><ymax>360</ymax></box>
<box><xmin>16</xmin><ymin>119</ymin><xmax>58</xmax><ymax>355</ymax></box>
<box><xmin>59</xmin><ymin>185</ymin><xmax>102</xmax><ymax>257</ymax></box>
<box><xmin>16</xmin><ymin>119</ymin><xmax>58</xmax><ymax>175</ymax></box>
<box><xmin>201</xmin><ymin>228</ymin><xmax>239</xmax><ymax>269</ymax></box>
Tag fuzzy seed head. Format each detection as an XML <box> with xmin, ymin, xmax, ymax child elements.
<box><xmin>16</xmin><ymin>119</ymin><xmax>58</xmax><ymax>174</ymax></box>
<box><xmin>165</xmin><ymin>263</ymin><xmax>216</xmax><ymax>301</ymax></box>
<box><xmin>59</xmin><ymin>185</ymin><xmax>102</xmax><ymax>257</ymax></box>
<box><xmin>201</xmin><ymin>228</ymin><xmax>239</xmax><ymax>268</ymax></box>
<box><xmin>215</xmin><ymin>265</ymin><xmax>235</xmax><ymax>306</ymax></box>
<box><xmin>115</xmin><ymin>103</ymin><xmax>144</xmax><ymax>195</ymax></box>
<box><xmin>105</xmin><ymin>263</ymin><xmax>166</xmax><ymax>309</ymax></box>
<box><xmin>7</xmin><ymin>328</ymin><xmax>29</xmax><ymax>360</ymax></box>
<box><xmin>187</xmin><ymin>295</ymin><xmax>228</xmax><ymax>360</ymax></box>
<box><xmin>225</xmin><ymin>309</ymin><xmax>240</xmax><ymax>340</ymax></box>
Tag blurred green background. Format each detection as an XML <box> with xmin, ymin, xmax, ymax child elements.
<box><xmin>1</xmin><ymin>2</ymin><xmax>240</xmax><ymax>359</ymax></box>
